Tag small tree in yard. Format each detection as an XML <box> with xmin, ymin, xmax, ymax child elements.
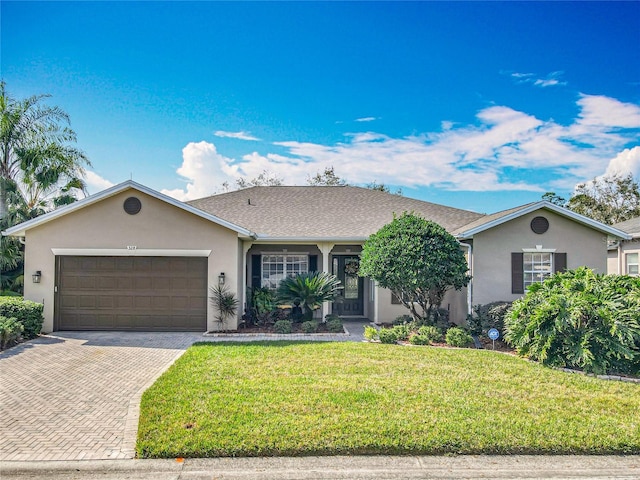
<box><xmin>359</xmin><ymin>212</ymin><xmax>470</xmax><ymax>325</ymax></box>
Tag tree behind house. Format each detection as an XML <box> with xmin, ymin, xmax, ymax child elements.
<box><xmin>359</xmin><ymin>212</ymin><xmax>469</xmax><ymax>324</ymax></box>
<box><xmin>543</xmin><ymin>173</ymin><xmax>640</xmax><ymax>224</ymax></box>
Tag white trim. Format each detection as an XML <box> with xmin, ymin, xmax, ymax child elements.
<box><xmin>2</xmin><ymin>180</ymin><xmax>256</xmax><ymax>238</ymax></box>
<box><xmin>51</xmin><ymin>248</ymin><xmax>212</xmax><ymax>257</ymax></box>
<box><xmin>254</xmin><ymin>236</ymin><xmax>369</xmax><ymax>243</ymax></box>
<box><xmin>522</xmin><ymin>247</ymin><xmax>556</xmax><ymax>253</ymax></box>
<box><xmin>455</xmin><ymin>201</ymin><xmax>632</xmax><ymax>240</ymax></box>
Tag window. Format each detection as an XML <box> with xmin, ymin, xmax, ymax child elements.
<box><xmin>261</xmin><ymin>254</ymin><xmax>308</xmax><ymax>289</ymax></box>
<box><xmin>512</xmin><ymin>251</ymin><xmax>566</xmax><ymax>294</ymax></box>
<box><xmin>523</xmin><ymin>252</ymin><xmax>553</xmax><ymax>289</ymax></box>
<box><xmin>626</xmin><ymin>253</ymin><xmax>639</xmax><ymax>275</ymax></box>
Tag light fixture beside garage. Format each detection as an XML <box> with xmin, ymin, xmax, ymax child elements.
<box><xmin>32</xmin><ymin>271</ymin><xmax>42</xmax><ymax>283</ymax></box>
<box><xmin>218</xmin><ymin>272</ymin><xmax>226</xmax><ymax>285</ymax></box>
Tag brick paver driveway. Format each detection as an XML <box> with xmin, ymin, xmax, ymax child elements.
<box><xmin>0</xmin><ymin>332</ymin><xmax>202</xmax><ymax>461</ymax></box>
<box><xmin>0</xmin><ymin>322</ymin><xmax>367</xmax><ymax>462</ymax></box>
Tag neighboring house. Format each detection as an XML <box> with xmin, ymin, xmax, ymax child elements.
<box><xmin>2</xmin><ymin>181</ymin><xmax>630</xmax><ymax>333</ymax></box>
<box><xmin>608</xmin><ymin>216</ymin><xmax>640</xmax><ymax>276</ymax></box>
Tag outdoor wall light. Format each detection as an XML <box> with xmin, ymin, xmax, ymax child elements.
<box><xmin>32</xmin><ymin>271</ymin><xmax>42</xmax><ymax>284</ymax></box>
<box><xmin>218</xmin><ymin>272</ymin><xmax>226</xmax><ymax>285</ymax></box>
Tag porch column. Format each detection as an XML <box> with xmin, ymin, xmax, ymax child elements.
<box><xmin>318</xmin><ymin>242</ymin><xmax>334</xmax><ymax>319</ymax></box>
<box><xmin>241</xmin><ymin>241</ymin><xmax>253</xmax><ymax>311</ymax></box>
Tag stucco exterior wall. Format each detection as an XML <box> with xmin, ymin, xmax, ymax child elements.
<box><xmin>374</xmin><ymin>287</ymin><xmax>467</xmax><ymax>325</ymax></box>
<box><xmin>609</xmin><ymin>239</ymin><xmax>640</xmax><ymax>275</ymax></box>
<box><xmin>23</xmin><ymin>188</ymin><xmax>240</xmax><ymax>332</ymax></box>
<box><xmin>471</xmin><ymin>209</ymin><xmax>609</xmax><ymax>306</ymax></box>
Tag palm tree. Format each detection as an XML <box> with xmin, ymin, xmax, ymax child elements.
<box><xmin>0</xmin><ymin>81</ymin><xmax>89</xmax><ymax>221</ymax></box>
<box><xmin>277</xmin><ymin>271</ymin><xmax>343</xmax><ymax>321</ymax></box>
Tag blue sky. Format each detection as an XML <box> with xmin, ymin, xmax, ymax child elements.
<box><xmin>2</xmin><ymin>1</ymin><xmax>640</xmax><ymax>214</ymax></box>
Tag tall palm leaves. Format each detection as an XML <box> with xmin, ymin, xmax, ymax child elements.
<box><xmin>1</xmin><ymin>82</ymin><xmax>89</xmax><ymax>294</ymax></box>
<box><xmin>0</xmin><ymin>81</ymin><xmax>89</xmax><ymax>221</ymax></box>
<box><xmin>277</xmin><ymin>272</ymin><xmax>342</xmax><ymax>320</ymax></box>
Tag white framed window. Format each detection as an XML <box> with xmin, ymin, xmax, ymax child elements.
<box><xmin>261</xmin><ymin>254</ymin><xmax>308</xmax><ymax>289</ymax></box>
<box><xmin>523</xmin><ymin>252</ymin><xmax>553</xmax><ymax>288</ymax></box>
<box><xmin>626</xmin><ymin>253</ymin><xmax>639</xmax><ymax>275</ymax></box>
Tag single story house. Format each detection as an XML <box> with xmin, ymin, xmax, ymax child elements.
<box><xmin>3</xmin><ymin>180</ymin><xmax>630</xmax><ymax>333</ymax></box>
<box><xmin>608</xmin><ymin>216</ymin><xmax>640</xmax><ymax>276</ymax></box>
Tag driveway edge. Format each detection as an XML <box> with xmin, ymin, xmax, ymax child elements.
<box><xmin>121</xmin><ymin>348</ymin><xmax>190</xmax><ymax>458</ymax></box>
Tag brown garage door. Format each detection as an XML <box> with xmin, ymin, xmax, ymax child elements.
<box><xmin>56</xmin><ymin>256</ymin><xmax>208</xmax><ymax>331</ymax></box>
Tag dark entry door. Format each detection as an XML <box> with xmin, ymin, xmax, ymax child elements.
<box><xmin>332</xmin><ymin>256</ymin><xmax>364</xmax><ymax>316</ymax></box>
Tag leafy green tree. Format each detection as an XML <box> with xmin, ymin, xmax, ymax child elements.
<box><xmin>541</xmin><ymin>192</ymin><xmax>566</xmax><ymax>206</ymax></box>
<box><xmin>235</xmin><ymin>170</ymin><xmax>283</xmax><ymax>189</ymax></box>
<box><xmin>359</xmin><ymin>212</ymin><xmax>470</xmax><ymax>324</ymax></box>
<box><xmin>277</xmin><ymin>271</ymin><xmax>342</xmax><ymax>321</ymax></box>
<box><xmin>366</xmin><ymin>181</ymin><xmax>402</xmax><ymax>195</ymax></box>
<box><xmin>1</xmin><ymin>81</ymin><xmax>89</xmax><ymax>221</ymax></box>
<box><xmin>566</xmin><ymin>173</ymin><xmax>640</xmax><ymax>224</ymax></box>
<box><xmin>505</xmin><ymin>267</ymin><xmax>640</xmax><ymax>375</ymax></box>
<box><xmin>307</xmin><ymin>166</ymin><xmax>347</xmax><ymax>186</ymax></box>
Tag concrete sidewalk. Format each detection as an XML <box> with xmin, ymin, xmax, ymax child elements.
<box><xmin>1</xmin><ymin>455</ymin><xmax>639</xmax><ymax>479</ymax></box>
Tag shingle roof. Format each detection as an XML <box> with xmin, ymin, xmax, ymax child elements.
<box><xmin>612</xmin><ymin>216</ymin><xmax>640</xmax><ymax>237</ymax></box>
<box><xmin>451</xmin><ymin>203</ymin><xmax>537</xmax><ymax>237</ymax></box>
<box><xmin>188</xmin><ymin>186</ymin><xmax>485</xmax><ymax>239</ymax></box>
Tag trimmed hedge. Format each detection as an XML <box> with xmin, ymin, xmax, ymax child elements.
<box><xmin>0</xmin><ymin>297</ymin><xmax>44</xmax><ymax>339</ymax></box>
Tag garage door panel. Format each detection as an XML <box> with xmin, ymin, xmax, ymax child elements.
<box><xmin>57</xmin><ymin>256</ymin><xmax>208</xmax><ymax>331</ymax></box>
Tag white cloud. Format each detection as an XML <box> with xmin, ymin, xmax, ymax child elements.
<box><xmin>84</xmin><ymin>171</ymin><xmax>115</xmax><ymax>193</ymax></box>
<box><xmin>507</xmin><ymin>70</ymin><xmax>566</xmax><ymax>88</ymax></box>
<box><xmin>213</xmin><ymin>130</ymin><xmax>260</xmax><ymax>141</ymax></box>
<box><xmin>355</xmin><ymin>117</ymin><xmax>378</xmax><ymax>122</ymax></box>
<box><xmin>166</xmin><ymin>95</ymin><xmax>639</xmax><ymax>197</ymax></box>
<box><xmin>161</xmin><ymin>141</ymin><xmax>238</xmax><ymax>201</ymax></box>
<box><xmin>576</xmin><ymin>94</ymin><xmax>640</xmax><ymax>128</ymax></box>
<box><xmin>603</xmin><ymin>146</ymin><xmax>640</xmax><ymax>178</ymax></box>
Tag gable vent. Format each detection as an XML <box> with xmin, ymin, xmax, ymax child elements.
<box><xmin>531</xmin><ymin>216</ymin><xmax>549</xmax><ymax>234</ymax></box>
<box><xmin>123</xmin><ymin>197</ymin><xmax>142</xmax><ymax>215</ymax></box>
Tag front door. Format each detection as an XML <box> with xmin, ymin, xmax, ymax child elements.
<box><xmin>332</xmin><ymin>256</ymin><xmax>364</xmax><ymax>316</ymax></box>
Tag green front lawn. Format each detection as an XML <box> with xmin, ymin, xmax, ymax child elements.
<box><xmin>137</xmin><ymin>342</ymin><xmax>640</xmax><ymax>458</ymax></box>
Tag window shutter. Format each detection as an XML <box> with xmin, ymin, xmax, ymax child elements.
<box><xmin>511</xmin><ymin>252</ymin><xmax>524</xmax><ymax>294</ymax></box>
<box><xmin>555</xmin><ymin>253</ymin><xmax>567</xmax><ymax>273</ymax></box>
<box><xmin>309</xmin><ymin>255</ymin><xmax>318</xmax><ymax>272</ymax></box>
<box><xmin>251</xmin><ymin>255</ymin><xmax>261</xmax><ymax>288</ymax></box>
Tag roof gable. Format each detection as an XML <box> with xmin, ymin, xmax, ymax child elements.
<box><xmin>2</xmin><ymin>180</ymin><xmax>255</xmax><ymax>238</ymax></box>
<box><xmin>454</xmin><ymin>201</ymin><xmax>631</xmax><ymax>240</ymax></box>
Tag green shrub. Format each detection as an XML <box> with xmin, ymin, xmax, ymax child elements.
<box><xmin>0</xmin><ymin>297</ymin><xmax>44</xmax><ymax>338</ymax></box>
<box><xmin>392</xmin><ymin>314</ymin><xmax>413</xmax><ymax>325</ymax></box>
<box><xmin>378</xmin><ymin>328</ymin><xmax>399</xmax><ymax>344</ymax></box>
<box><xmin>417</xmin><ymin>325</ymin><xmax>443</xmax><ymax>343</ymax></box>
<box><xmin>301</xmin><ymin>321</ymin><xmax>318</xmax><ymax>333</ymax></box>
<box><xmin>0</xmin><ymin>316</ymin><xmax>23</xmax><ymax>350</ymax></box>
<box><xmin>363</xmin><ymin>325</ymin><xmax>379</xmax><ymax>341</ymax></box>
<box><xmin>408</xmin><ymin>333</ymin><xmax>431</xmax><ymax>345</ymax></box>
<box><xmin>467</xmin><ymin>302</ymin><xmax>512</xmax><ymax>336</ymax></box>
<box><xmin>273</xmin><ymin>319</ymin><xmax>293</xmax><ymax>334</ymax></box>
<box><xmin>445</xmin><ymin>327</ymin><xmax>473</xmax><ymax>348</ymax></box>
<box><xmin>505</xmin><ymin>268</ymin><xmax>640</xmax><ymax>375</ymax></box>
<box><xmin>390</xmin><ymin>324</ymin><xmax>412</xmax><ymax>341</ymax></box>
<box><xmin>326</xmin><ymin>317</ymin><xmax>344</xmax><ymax>333</ymax></box>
